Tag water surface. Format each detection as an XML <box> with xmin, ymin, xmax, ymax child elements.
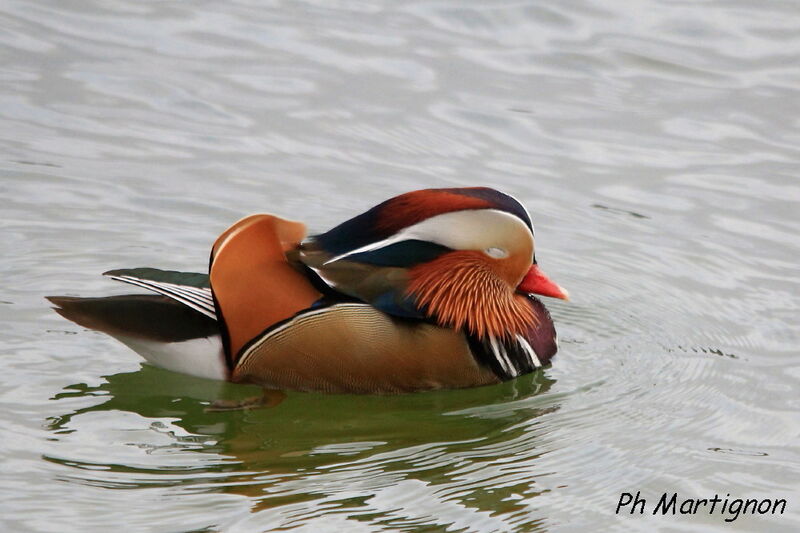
<box><xmin>1</xmin><ymin>0</ymin><xmax>799</xmax><ymax>531</ymax></box>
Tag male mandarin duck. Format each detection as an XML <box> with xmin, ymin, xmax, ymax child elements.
<box><xmin>48</xmin><ymin>187</ymin><xmax>568</xmax><ymax>394</ymax></box>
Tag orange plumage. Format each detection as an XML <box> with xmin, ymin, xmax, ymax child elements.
<box><xmin>407</xmin><ymin>251</ymin><xmax>537</xmax><ymax>339</ymax></box>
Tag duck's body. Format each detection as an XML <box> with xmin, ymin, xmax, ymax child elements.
<box><xmin>49</xmin><ymin>187</ymin><xmax>567</xmax><ymax>394</ymax></box>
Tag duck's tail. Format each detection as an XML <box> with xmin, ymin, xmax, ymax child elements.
<box><xmin>47</xmin><ymin>294</ymin><xmax>228</xmax><ymax>381</ymax></box>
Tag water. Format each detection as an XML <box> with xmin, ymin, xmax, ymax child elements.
<box><xmin>2</xmin><ymin>0</ymin><xmax>799</xmax><ymax>531</ymax></box>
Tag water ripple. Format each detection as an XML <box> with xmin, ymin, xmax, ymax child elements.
<box><xmin>2</xmin><ymin>0</ymin><xmax>800</xmax><ymax>531</ymax></box>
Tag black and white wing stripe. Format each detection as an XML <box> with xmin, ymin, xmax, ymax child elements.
<box><xmin>105</xmin><ymin>274</ymin><xmax>217</xmax><ymax>319</ymax></box>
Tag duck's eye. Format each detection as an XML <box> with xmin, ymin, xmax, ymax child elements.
<box><xmin>484</xmin><ymin>247</ymin><xmax>508</xmax><ymax>259</ymax></box>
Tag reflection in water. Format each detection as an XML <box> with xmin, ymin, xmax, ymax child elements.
<box><xmin>46</xmin><ymin>366</ymin><xmax>556</xmax><ymax>530</ymax></box>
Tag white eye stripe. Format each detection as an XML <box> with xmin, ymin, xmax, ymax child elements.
<box><xmin>484</xmin><ymin>247</ymin><xmax>508</xmax><ymax>259</ymax></box>
<box><xmin>323</xmin><ymin>209</ymin><xmax>531</xmax><ymax>265</ymax></box>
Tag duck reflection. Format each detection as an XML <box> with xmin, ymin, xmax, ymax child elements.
<box><xmin>47</xmin><ymin>367</ymin><xmax>557</xmax><ymax>528</ymax></box>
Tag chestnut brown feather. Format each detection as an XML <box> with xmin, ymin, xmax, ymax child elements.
<box><xmin>377</xmin><ymin>190</ymin><xmax>492</xmax><ymax>234</ymax></box>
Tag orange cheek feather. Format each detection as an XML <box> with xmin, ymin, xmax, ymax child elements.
<box><xmin>407</xmin><ymin>251</ymin><xmax>536</xmax><ymax>339</ymax></box>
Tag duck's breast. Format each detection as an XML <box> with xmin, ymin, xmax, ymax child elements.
<box><xmin>232</xmin><ymin>303</ymin><xmax>499</xmax><ymax>394</ymax></box>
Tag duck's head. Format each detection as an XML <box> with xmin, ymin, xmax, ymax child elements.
<box><xmin>299</xmin><ymin>187</ymin><xmax>567</xmax><ymax>340</ymax></box>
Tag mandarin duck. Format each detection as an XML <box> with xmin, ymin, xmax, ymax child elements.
<box><xmin>48</xmin><ymin>187</ymin><xmax>568</xmax><ymax>394</ymax></box>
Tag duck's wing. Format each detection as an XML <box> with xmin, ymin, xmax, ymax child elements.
<box><xmin>297</xmin><ymin>238</ymin><xmax>431</xmax><ymax>320</ymax></box>
<box><xmin>47</xmin><ymin>294</ymin><xmax>218</xmax><ymax>342</ymax></box>
<box><xmin>47</xmin><ymin>215</ymin><xmax>321</xmax><ymax>383</ymax></box>
<box><xmin>209</xmin><ymin>214</ymin><xmax>322</xmax><ymax>364</ymax></box>
<box><xmin>104</xmin><ymin>268</ymin><xmax>216</xmax><ymax>319</ymax></box>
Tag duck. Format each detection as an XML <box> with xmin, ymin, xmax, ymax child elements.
<box><xmin>48</xmin><ymin>187</ymin><xmax>568</xmax><ymax>395</ymax></box>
